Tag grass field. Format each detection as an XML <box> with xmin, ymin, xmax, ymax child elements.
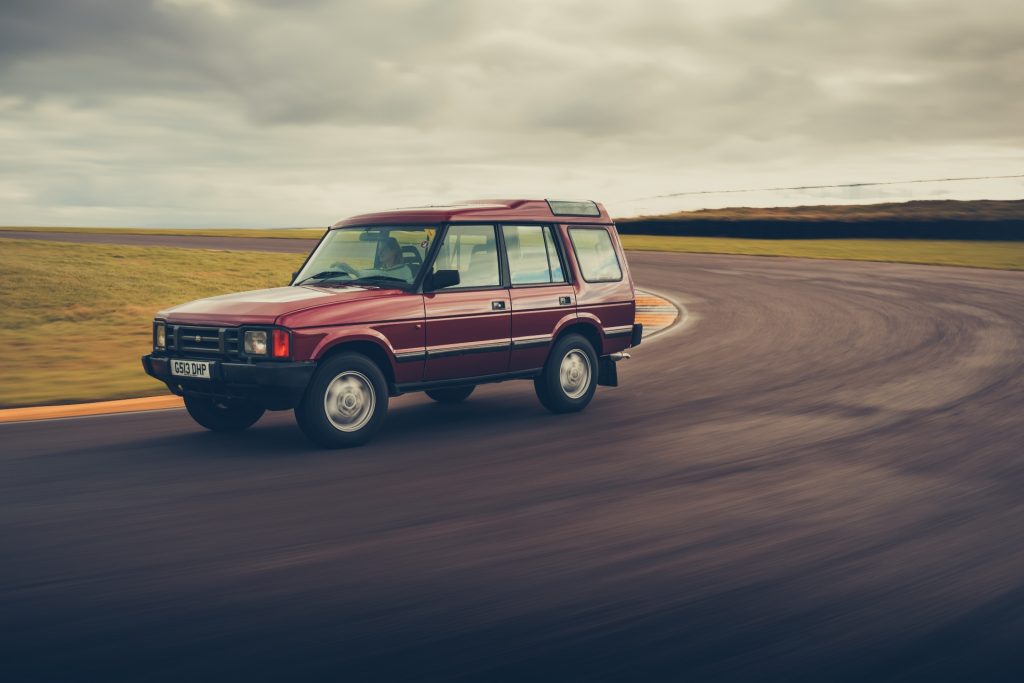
<box><xmin>619</xmin><ymin>236</ymin><xmax>1024</xmax><ymax>270</ymax></box>
<box><xmin>2</xmin><ymin>231</ymin><xmax>1021</xmax><ymax>408</ymax></box>
<box><xmin>0</xmin><ymin>225</ymin><xmax>326</xmax><ymax>239</ymax></box>
<box><xmin>0</xmin><ymin>239</ymin><xmax>304</xmax><ymax>408</ymax></box>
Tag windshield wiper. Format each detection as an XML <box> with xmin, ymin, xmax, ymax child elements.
<box><xmin>349</xmin><ymin>275</ymin><xmax>408</xmax><ymax>287</ymax></box>
<box><xmin>296</xmin><ymin>270</ymin><xmax>353</xmax><ymax>286</ymax></box>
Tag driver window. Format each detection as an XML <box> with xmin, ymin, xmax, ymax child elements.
<box><xmin>432</xmin><ymin>224</ymin><xmax>500</xmax><ymax>288</ymax></box>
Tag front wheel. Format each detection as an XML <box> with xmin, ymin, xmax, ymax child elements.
<box><xmin>184</xmin><ymin>395</ymin><xmax>265</xmax><ymax>432</ymax></box>
<box><xmin>295</xmin><ymin>353</ymin><xmax>388</xmax><ymax>448</ymax></box>
<box><xmin>534</xmin><ymin>333</ymin><xmax>598</xmax><ymax>414</ymax></box>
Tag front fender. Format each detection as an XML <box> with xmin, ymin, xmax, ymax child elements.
<box><xmin>296</xmin><ymin>324</ymin><xmax>425</xmax><ymax>385</ymax></box>
<box><xmin>310</xmin><ymin>327</ymin><xmax>397</xmax><ymax>361</ymax></box>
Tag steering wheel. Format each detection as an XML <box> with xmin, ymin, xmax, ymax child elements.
<box><xmin>328</xmin><ymin>261</ymin><xmax>361</xmax><ymax>277</ymax></box>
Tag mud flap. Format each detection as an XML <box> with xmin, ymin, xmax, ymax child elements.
<box><xmin>598</xmin><ymin>356</ymin><xmax>619</xmax><ymax>387</ymax></box>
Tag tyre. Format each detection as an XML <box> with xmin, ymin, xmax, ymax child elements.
<box><xmin>184</xmin><ymin>394</ymin><xmax>265</xmax><ymax>432</ymax></box>
<box><xmin>425</xmin><ymin>385</ymin><xmax>475</xmax><ymax>403</ymax></box>
<box><xmin>295</xmin><ymin>352</ymin><xmax>388</xmax><ymax>448</ymax></box>
<box><xmin>534</xmin><ymin>333</ymin><xmax>598</xmax><ymax>414</ymax></box>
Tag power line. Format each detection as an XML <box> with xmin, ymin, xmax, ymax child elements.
<box><xmin>629</xmin><ymin>173</ymin><xmax>1024</xmax><ymax>201</ymax></box>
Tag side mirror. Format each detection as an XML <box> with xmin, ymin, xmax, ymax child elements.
<box><xmin>427</xmin><ymin>269</ymin><xmax>460</xmax><ymax>291</ymax></box>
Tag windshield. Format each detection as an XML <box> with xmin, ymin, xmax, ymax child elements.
<box><xmin>294</xmin><ymin>226</ymin><xmax>436</xmax><ymax>288</ymax></box>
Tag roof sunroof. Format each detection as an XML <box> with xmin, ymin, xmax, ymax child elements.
<box><xmin>546</xmin><ymin>199</ymin><xmax>600</xmax><ymax>217</ymax></box>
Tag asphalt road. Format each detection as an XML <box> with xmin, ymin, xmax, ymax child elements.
<box><xmin>3</xmin><ymin>252</ymin><xmax>1024</xmax><ymax>681</ymax></box>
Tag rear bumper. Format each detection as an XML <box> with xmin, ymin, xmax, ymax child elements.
<box><xmin>631</xmin><ymin>323</ymin><xmax>643</xmax><ymax>347</ymax></box>
<box><xmin>142</xmin><ymin>355</ymin><xmax>315</xmax><ymax>409</ymax></box>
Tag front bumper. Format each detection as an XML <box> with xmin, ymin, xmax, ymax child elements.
<box><xmin>142</xmin><ymin>355</ymin><xmax>315</xmax><ymax>409</ymax></box>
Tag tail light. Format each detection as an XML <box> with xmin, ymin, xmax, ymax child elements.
<box><xmin>272</xmin><ymin>329</ymin><xmax>291</xmax><ymax>359</ymax></box>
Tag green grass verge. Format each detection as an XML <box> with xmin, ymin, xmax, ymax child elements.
<box><xmin>2</xmin><ymin>234</ymin><xmax>1021</xmax><ymax>408</ymax></box>
<box><xmin>0</xmin><ymin>239</ymin><xmax>305</xmax><ymax>408</ymax></box>
<box><xmin>0</xmin><ymin>226</ymin><xmax>326</xmax><ymax>239</ymax></box>
<box><xmin>619</xmin><ymin>236</ymin><xmax>1024</xmax><ymax>270</ymax></box>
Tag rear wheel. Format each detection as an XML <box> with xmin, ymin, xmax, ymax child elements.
<box><xmin>534</xmin><ymin>333</ymin><xmax>598</xmax><ymax>414</ymax></box>
<box><xmin>184</xmin><ymin>395</ymin><xmax>265</xmax><ymax>432</ymax></box>
<box><xmin>295</xmin><ymin>352</ymin><xmax>388</xmax><ymax>448</ymax></box>
<box><xmin>425</xmin><ymin>385</ymin><xmax>475</xmax><ymax>403</ymax></box>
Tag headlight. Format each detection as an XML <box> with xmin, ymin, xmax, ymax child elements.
<box><xmin>244</xmin><ymin>330</ymin><xmax>268</xmax><ymax>355</ymax></box>
<box><xmin>154</xmin><ymin>322</ymin><xmax>166</xmax><ymax>350</ymax></box>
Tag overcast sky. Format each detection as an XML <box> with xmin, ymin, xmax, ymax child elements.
<box><xmin>1</xmin><ymin>0</ymin><xmax>1022</xmax><ymax>226</ymax></box>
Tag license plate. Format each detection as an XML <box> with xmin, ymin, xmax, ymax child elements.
<box><xmin>170</xmin><ymin>359</ymin><xmax>212</xmax><ymax>379</ymax></box>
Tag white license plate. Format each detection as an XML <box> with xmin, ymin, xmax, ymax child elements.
<box><xmin>170</xmin><ymin>359</ymin><xmax>212</xmax><ymax>379</ymax></box>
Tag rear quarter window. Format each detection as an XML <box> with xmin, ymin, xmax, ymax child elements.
<box><xmin>568</xmin><ymin>227</ymin><xmax>622</xmax><ymax>282</ymax></box>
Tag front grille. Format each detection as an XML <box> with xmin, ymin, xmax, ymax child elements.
<box><xmin>166</xmin><ymin>325</ymin><xmax>241</xmax><ymax>359</ymax></box>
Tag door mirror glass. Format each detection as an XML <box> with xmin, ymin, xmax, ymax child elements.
<box><xmin>428</xmin><ymin>269</ymin><xmax>461</xmax><ymax>290</ymax></box>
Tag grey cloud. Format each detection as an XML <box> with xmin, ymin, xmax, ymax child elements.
<box><xmin>0</xmin><ymin>0</ymin><xmax>1021</xmax><ymax>226</ymax></box>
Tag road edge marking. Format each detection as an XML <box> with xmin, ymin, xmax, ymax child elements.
<box><xmin>0</xmin><ymin>396</ymin><xmax>185</xmax><ymax>424</ymax></box>
<box><xmin>635</xmin><ymin>287</ymin><xmax>686</xmax><ymax>340</ymax></box>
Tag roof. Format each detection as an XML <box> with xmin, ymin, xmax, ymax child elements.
<box><xmin>331</xmin><ymin>199</ymin><xmax>611</xmax><ymax>228</ymax></box>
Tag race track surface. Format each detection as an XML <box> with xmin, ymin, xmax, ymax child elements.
<box><xmin>2</xmin><ymin>252</ymin><xmax>1023</xmax><ymax>681</ymax></box>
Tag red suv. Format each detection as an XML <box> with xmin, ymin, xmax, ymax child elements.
<box><xmin>143</xmin><ymin>199</ymin><xmax>642</xmax><ymax>447</ymax></box>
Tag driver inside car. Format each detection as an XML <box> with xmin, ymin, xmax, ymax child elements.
<box><xmin>365</xmin><ymin>237</ymin><xmax>414</xmax><ymax>280</ymax></box>
<box><xmin>331</xmin><ymin>236</ymin><xmax>414</xmax><ymax>282</ymax></box>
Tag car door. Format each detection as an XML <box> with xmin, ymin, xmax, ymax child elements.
<box><xmin>502</xmin><ymin>224</ymin><xmax>577</xmax><ymax>372</ymax></box>
<box><xmin>422</xmin><ymin>224</ymin><xmax>511</xmax><ymax>382</ymax></box>
<box><xmin>567</xmin><ymin>224</ymin><xmax>636</xmax><ymax>349</ymax></box>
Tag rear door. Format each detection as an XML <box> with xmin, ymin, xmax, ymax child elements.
<box><xmin>502</xmin><ymin>224</ymin><xmax>577</xmax><ymax>372</ymax></box>
<box><xmin>567</xmin><ymin>225</ymin><xmax>636</xmax><ymax>351</ymax></box>
<box><xmin>422</xmin><ymin>224</ymin><xmax>511</xmax><ymax>381</ymax></box>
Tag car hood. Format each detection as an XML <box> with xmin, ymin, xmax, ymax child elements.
<box><xmin>158</xmin><ymin>285</ymin><xmax>398</xmax><ymax>325</ymax></box>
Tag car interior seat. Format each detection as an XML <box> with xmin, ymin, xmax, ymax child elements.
<box><xmin>464</xmin><ymin>243</ymin><xmax>496</xmax><ymax>286</ymax></box>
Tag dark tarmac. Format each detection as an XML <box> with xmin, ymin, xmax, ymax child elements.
<box><xmin>2</xmin><ymin>249</ymin><xmax>1023</xmax><ymax>681</ymax></box>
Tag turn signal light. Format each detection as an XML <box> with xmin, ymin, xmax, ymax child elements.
<box><xmin>272</xmin><ymin>329</ymin><xmax>291</xmax><ymax>358</ymax></box>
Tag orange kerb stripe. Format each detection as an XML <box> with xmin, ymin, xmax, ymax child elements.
<box><xmin>0</xmin><ymin>395</ymin><xmax>184</xmax><ymax>423</ymax></box>
<box><xmin>634</xmin><ymin>290</ymin><xmax>679</xmax><ymax>334</ymax></box>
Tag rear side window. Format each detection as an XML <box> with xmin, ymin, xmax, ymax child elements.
<box><xmin>502</xmin><ymin>225</ymin><xmax>566</xmax><ymax>285</ymax></box>
<box><xmin>568</xmin><ymin>227</ymin><xmax>622</xmax><ymax>282</ymax></box>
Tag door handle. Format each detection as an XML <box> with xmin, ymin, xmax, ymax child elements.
<box><xmin>559</xmin><ymin>296</ymin><xmax>572</xmax><ymax>306</ymax></box>
<box><xmin>491</xmin><ymin>300</ymin><xmax>506</xmax><ymax>310</ymax></box>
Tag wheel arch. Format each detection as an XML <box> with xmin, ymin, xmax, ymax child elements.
<box><xmin>551</xmin><ymin>319</ymin><xmax>604</xmax><ymax>359</ymax></box>
<box><xmin>316</xmin><ymin>338</ymin><xmax>397</xmax><ymax>391</ymax></box>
